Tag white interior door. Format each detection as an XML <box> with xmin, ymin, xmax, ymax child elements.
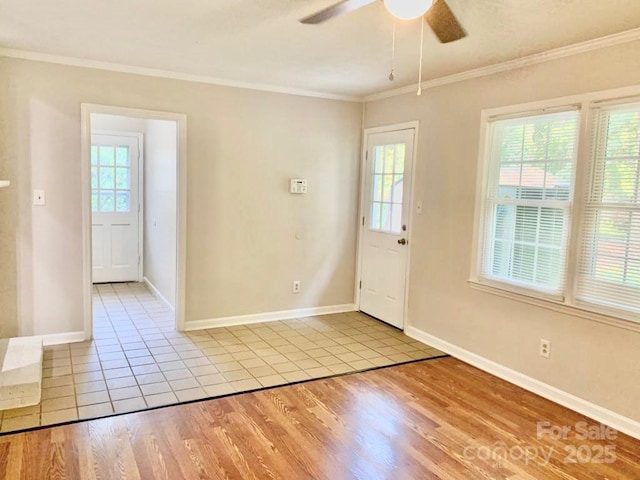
<box><xmin>91</xmin><ymin>134</ymin><xmax>141</xmax><ymax>283</ymax></box>
<box><xmin>359</xmin><ymin>129</ymin><xmax>415</xmax><ymax>329</ymax></box>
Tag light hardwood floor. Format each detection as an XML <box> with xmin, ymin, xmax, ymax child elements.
<box><xmin>0</xmin><ymin>357</ymin><xmax>638</xmax><ymax>479</ymax></box>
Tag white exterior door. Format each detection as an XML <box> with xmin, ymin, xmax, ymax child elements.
<box><xmin>91</xmin><ymin>134</ymin><xmax>141</xmax><ymax>283</ymax></box>
<box><xmin>359</xmin><ymin>129</ymin><xmax>415</xmax><ymax>329</ymax></box>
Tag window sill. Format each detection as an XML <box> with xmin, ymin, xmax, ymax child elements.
<box><xmin>468</xmin><ymin>279</ymin><xmax>640</xmax><ymax>334</ymax></box>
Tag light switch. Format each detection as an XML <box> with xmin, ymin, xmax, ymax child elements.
<box><xmin>33</xmin><ymin>190</ymin><xmax>45</xmax><ymax>206</ymax></box>
<box><xmin>416</xmin><ymin>200</ymin><xmax>423</xmax><ymax>214</ymax></box>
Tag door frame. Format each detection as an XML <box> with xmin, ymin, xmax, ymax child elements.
<box><xmin>91</xmin><ymin>129</ymin><xmax>145</xmax><ymax>283</ymax></box>
<box><xmin>81</xmin><ymin>104</ymin><xmax>188</xmax><ymax>338</ymax></box>
<box><xmin>355</xmin><ymin>121</ymin><xmax>420</xmax><ymax>330</ymax></box>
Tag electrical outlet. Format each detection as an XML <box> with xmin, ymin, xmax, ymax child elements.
<box><xmin>540</xmin><ymin>339</ymin><xmax>551</xmax><ymax>359</ymax></box>
<box><xmin>292</xmin><ymin>280</ymin><xmax>301</xmax><ymax>294</ymax></box>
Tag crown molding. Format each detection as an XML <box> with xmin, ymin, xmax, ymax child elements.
<box><xmin>363</xmin><ymin>27</ymin><xmax>640</xmax><ymax>103</ymax></box>
<box><xmin>2</xmin><ymin>27</ymin><xmax>640</xmax><ymax>105</ymax></box>
<box><xmin>0</xmin><ymin>47</ymin><xmax>361</xmax><ymax>103</ymax></box>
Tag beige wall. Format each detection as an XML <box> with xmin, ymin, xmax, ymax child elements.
<box><xmin>0</xmin><ymin>72</ymin><xmax>17</xmax><ymax>337</ymax></box>
<box><xmin>0</xmin><ymin>57</ymin><xmax>362</xmax><ymax>336</ymax></box>
<box><xmin>143</xmin><ymin>119</ymin><xmax>177</xmax><ymax>307</ymax></box>
<box><xmin>364</xmin><ymin>40</ymin><xmax>640</xmax><ymax>421</ymax></box>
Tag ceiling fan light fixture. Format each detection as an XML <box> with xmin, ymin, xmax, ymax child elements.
<box><xmin>383</xmin><ymin>0</ymin><xmax>433</xmax><ymax>20</ymax></box>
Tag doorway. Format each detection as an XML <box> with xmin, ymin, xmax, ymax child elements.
<box><xmin>81</xmin><ymin>105</ymin><xmax>187</xmax><ymax>338</ymax></box>
<box><xmin>357</xmin><ymin>124</ymin><xmax>418</xmax><ymax>329</ymax></box>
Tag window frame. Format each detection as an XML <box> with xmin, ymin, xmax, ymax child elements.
<box><xmin>470</xmin><ymin>85</ymin><xmax>640</xmax><ymax>330</ymax></box>
<box><xmin>478</xmin><ymin>109</ymin><xmax>580</xmax><ymax>301</ymax></box>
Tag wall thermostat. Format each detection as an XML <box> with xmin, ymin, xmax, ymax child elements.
<box><xmin>290</xmin><ymin>179</ymin><xmax>307</xmax><ymax>194</ymax></box>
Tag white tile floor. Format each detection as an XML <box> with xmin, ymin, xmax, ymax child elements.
<box><xmin>0</xmin><ymin>282</ymin><xmax>444</xmax><ymax>434</ymax></box>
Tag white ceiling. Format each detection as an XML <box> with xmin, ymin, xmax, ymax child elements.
<box><xmin>1</xmin><ymin>0</ymin><xmax>639</xmax><ymax>98</ymax></box>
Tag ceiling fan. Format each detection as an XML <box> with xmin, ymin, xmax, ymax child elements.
<box><xmin>300</xmin><ymin>0</ymin><xmax>467</xmax><ymax>44</ymax></box>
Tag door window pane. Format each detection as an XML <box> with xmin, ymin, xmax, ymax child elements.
<box><xmin>374</xmin><ymin>146</ymin><xmax>384</xmax><ymax>174</ymax></box>
<box><xmin>99</xmin><ymin>146</ymin><xmax>115</xmax><ymax>166</ymax></box>
<box><xmin>100</xmin><ymin>191</ymin><xmax>115</xmax><ymax>212</ymax></box>
<box><xmin>116</xmin><ymin>167</ymin><xmax>130</xmax><ymax>189</ymax></box>
<box><xmin>116</xmin><ymin>147</ymin><xmax>129</xmax><ymax>166</ymax></box>
<box><xmin>381</xmin><ymin>203</ymin><xmax>391</xmax><ymax>231</ymax></box>
<box><xmin>391</xmin><ymin>204</ymin><xmax>402</xmax><ymax>234</ymax></box>
<box><xmin>382</xmin><ymin>175</ymin><xmax>393</xmax><ymax>202</ymax></box>
<box><xmin>99</xmin><ymin>167</ymin><xmax>115</xmax><ymax>189</ymax></box>
<box><xmin>371</xmin><ymin>202</ymin><xmax>381</xmax><ymax>230</ymax></box>
<box><xmin>394</xmin><ymin>144</ymin><xmax>406</xmax><ymax>173</ymax></box>
<box><xmin>116</xmin><ymin>192</ymin><xmax>130</xmax><ymax>212</ymax></box>
<box><xmin>392</xmin><ymin>175</ymin><xmax>404</xmax><ymax>203</ymax></box>
<box><xmin>91</xmin><ymin>190</ymin><xmax>98</xmax><ymax>212</ymax></box>
<box><xmin>372</xmin><ymin>175</ymin><xmax>382</xmax><ymax>201</ymax></box>
<box><xmin>91</xmin><ymin>167</ymin><xmax>98</xmax><ymax>189</ymax></box>
<box><xmin>91</xmin><ymin>146</ymin><xmax>98</xmax><ymax>166</ymax></box>
<box><xmin>383</xmin><ymin>146</ymin><xmax>395</xmax><ymax>174</ymax></box>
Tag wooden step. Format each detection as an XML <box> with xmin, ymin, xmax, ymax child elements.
<box><xmin>0</xmin><ymin>337</ymin><xmax>43</xmax><ymax>410</ymax></box>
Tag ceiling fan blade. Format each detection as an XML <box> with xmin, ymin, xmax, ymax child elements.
<box><xmin>425</xmin><ymin>0</ymin><xmax>467</xmax><ymax>43</ymax></box>
<box><xmin>300</xmin><ymin>0</ymin><xmax>378</xmax><ymax>24</ymax></box>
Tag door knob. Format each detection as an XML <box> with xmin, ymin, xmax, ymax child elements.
<box><xmin>398</xmin><ymin>238</ymin><xmax>407</xmax><ymax>245</ymax></box>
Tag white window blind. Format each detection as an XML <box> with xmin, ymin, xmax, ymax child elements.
<box><xmin>576</xmin><ymin>103</ymin><xmax>640</xmax><ymax>314</ymax></box>
<box><xmin>479</xmin><ymin>110</ymin><xmax>580</xmax><ymax>297</ymax></box>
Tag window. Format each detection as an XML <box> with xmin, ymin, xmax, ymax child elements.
<box><xmin>478</xmin><ymin>110</ymin><xmax>580</xmax><ymax>298</ymax></box>
<box><xmin>91</xmin><ymin>144</ymin><xmax>131</xmax><ymax>213</ymax></box>
<box><xmin>475</xmin><ymin>95</ymin><xmax>640</xmax><ymax>323</ymax></box>
<box><xmin>576</xmin><ymin>103</ymin><xmax>640</xmax><ymax>314</ymax></box>
<box><xmin>370</xmin><ymin>143</ymin><xmax>406</xmax><ymax>234</ymax></box>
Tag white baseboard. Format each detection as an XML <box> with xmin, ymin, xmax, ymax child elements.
<box><xmin>143</xmin><ymin>277</ymin><xmax>175</xmax><ymax>313</ymax></box>
<box><xmin>405</xmin><ymin>326</ymin><xmax>640</xmax><ymax>441</ymax></box>
<box><xmin>38</xmin><ymin>331</ymin><xmax>86</xmax><ymax>346</ymax></box>
<box><xmin>185</xmin><ymin>303</ymin><xmax>358</xmax><ymax>331</ymax></box>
